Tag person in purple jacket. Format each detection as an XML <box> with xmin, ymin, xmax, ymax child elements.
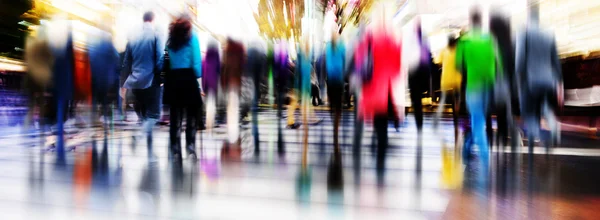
<box><xmin>274</xmin><ymin>39</ymin><xmax>290</xmax><ymax>154</ymax></box>
<box><xmin>203</xmin><ymin>41</ymin><xmax>220</xmax><ymax>131</ymax></box>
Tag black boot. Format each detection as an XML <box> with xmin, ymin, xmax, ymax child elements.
<box><xmin>171</xmin><ymin>144</ymin><xmax>182</xmax><ymax>161</ymax></box>
<box><xmin>186</xmin><ymin>144</ymin><xmax>197</xmax><ymax>159</ymax></box>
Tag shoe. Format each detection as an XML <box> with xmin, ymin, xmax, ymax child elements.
<box><xmin>186</xmin><ymin>144</ymin><xmax>196</xmax><ymax>155</ymax></box>
<box><xmin>287</xmin><ymin>123</ymin><xmax>301</xmax><ymax>129</ymax></box>
<box><xmin>148</xmin><ymin>154</ymin><xmax>159</xmax><ymax>163</ymax></box>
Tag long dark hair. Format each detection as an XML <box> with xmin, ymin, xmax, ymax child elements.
<box><xmin>168</xmin><ymin>15</ymin><xmax>192</xmax><ymax>51</ymax></box>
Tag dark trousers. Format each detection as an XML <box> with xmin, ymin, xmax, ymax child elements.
<box><xmin>276</xmin><ymin>86</ymin><xmax>286</xmax><ymax>153</ymax></box>
<box><xmin>252</xmin><ymin>82</ymin><xmax>261</xmax><ymax>150</ymax></box>
<box><xmin>352</xmin><ymin>91</ymin><xmax>363</xmax><ymax>161</ymax></box>
<box><xmin>409</xmin><ymin>66</ymin><xmax>430</xmax><ymax>132</ymax></box>
<box><xmin>409</xmin><ymin>79</ymin><xmax>424</xmax><ymax>132</ymax></box>
<box><xmin>132</xmin><ymin>85</ymin><xmax>161</xmax><ymax>156</ymax></box>
<box><xmin>169</xmin><ymin>105</ymin><xmax>198</xmax><ymax>154</ymax></box>
<box><xmin>132</xmin><ymin>85</ymin><xmax>161</xmax><ymax>122</ymax></box>
<box><xmin>374</xmin><ymin>115</ymin><xmax>388</xmax><ymax>170</ymax></box>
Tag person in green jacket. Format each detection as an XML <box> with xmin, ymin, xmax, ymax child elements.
<box><xmin>455</xmin><ymin>8</ymin><xmax>502</xmax><ymax>164</ymax></box>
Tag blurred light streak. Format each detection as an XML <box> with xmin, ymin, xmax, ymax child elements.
<box><xmin>50</xmin><ymin>0</ymin><xmax>100</xmax><ymax>22</ymax></box>
<box><xmin>76</xmin><ymin>0</ymin><xmax>110</xmax><ymax>11</ymax></box>
<box><xmin>284</xmin><ymin>1</ymin><xmax>289</xmax><ymax>26</ymax></box>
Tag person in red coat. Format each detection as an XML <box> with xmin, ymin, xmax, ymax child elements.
<box><xmin>358</xmin><ymin>23</ymin><xmax>402</xmax><ymax>170</ymax></box>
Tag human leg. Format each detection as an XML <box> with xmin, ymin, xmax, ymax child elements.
<box><xmin>169</xmin><ymin>105</ymin><xmax>183</xmax><ymax>157</ymax></box>
<box><xmin>466</xmin><ymin>91</ymin><xmax>490</xmax><ymax>163</ymax></box>
<box><xmin>185</xmin><ymin>105</ymin><xmax>198</xmax><ymax>155</ymax></box>
<box><xmin>434</xmin><ymin>90</ymin><xmax>448</xmax><ymax>130</ymax></box>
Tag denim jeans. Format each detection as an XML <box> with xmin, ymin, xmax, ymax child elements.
<box><xmin>466</xmin><ymin>90</ymin><xmax>490</xmax><ymax>163</ymax></box>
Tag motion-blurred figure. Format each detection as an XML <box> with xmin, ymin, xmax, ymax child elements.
<box><xmin>456</xmin><ymin>8</ymin><xmax>499</xmax><ymax>163</ymax></box>
<box><xmin>23</xmin><ymin>19</ymin><xmax>54</xmax><ymax>134</ymax></box>
<box><xmin>516</xmin><ymin>3</ymin><xmax>563</xmax><ymax>153</ymax></box>
<box><xmin>296</xmin><ymin>39</ymin><xmax>313</xmax><ymax>164</ymax></box>
<box><xmin>490</xmin><ymin>13</ymin><xmax>519</xmax><ymax>149</ymax></box>
<box><xmin>163</xmin><ymin>14</ymin><xmax>202</xmax><ymax>159</ymax></box>
<box><xmin>312</xmin><ymin>52</ymin><xmax>324</xmax><ymax>106</ymax></box>
<box><xmin>315</xmin><ymin>51</ymin><xmax>326</xmax><ymax>106</ymax></box>
<box><xmin>89</xmin><ymin>17</ymin><xmax>120</xmax><ymax>134</ymax></box>
<box><xmin>46</xmin><ymin>14</ymin><xmax>75</xmax><ymax>162</ymax></box>
<box><xmin>122</xmin><ymin>11</ymin><xmax>164</xmax><ymax>161</ymax></box>
<box><xmin>434</xmin><ymin>35</ymin><xmax>462</xmax><ymax>134</ymax></box>
<box><xmin>203</xmin><ymin>41</ymin><xmax>221</xmax><ymax>132</ymax></box>
<box><xmin>246</xmin><ymin>40</ymin><xmax>267</xmax><ymax>150</ymax></box>
<box><xmin>274</xmin><ymin>40</ymin><xmax>290</xmax><ymax>153</ymax></box>
<box><xmin>359</xmin><ymin>7</ymin><xmax>402</xmax><ymax>170</ymax></box>
<box><xmin>325</xmin><ymin>29</ymin><xmax>346</xmax><ymax>150</ymax></box>
<box><xmin>222</xmin><ymin>37</ymin><xmax>245</xmax><ymax>144</ymax></box>
<box><xmin>408</xmin><ymin>19</ymin><xmax>431</xmax><ymax>134</ymax></box>
<box><xmin>349</xmin><ymin>25</ymin><xmax>368</xmax><ymax>153</ymax></box>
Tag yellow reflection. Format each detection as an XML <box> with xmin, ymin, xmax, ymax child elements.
<box><xmin>441</xmin><ymin>143</ymin><xmax>463</xmax><ymax>189</ymax></box>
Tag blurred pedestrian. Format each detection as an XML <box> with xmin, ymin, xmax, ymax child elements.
<box><xmin>516</xmin><ymin>3</ymin><xmax>563</xmax><ymax>154</ymax></box>
<box><xmin>162</xmin><ymin>14</ymin><xmax>202</xmax><ymax>159</ymax></box>
<box><xmin>296</xmin><ymin>39</ymin><xmax>313</xmax><ymax>164</ymax></box>
<box><xmin>408</xmin><ymin>19</ymin><xmax>431</xmax><ymax>134</ymax></box>
<box><xmin>46</xmin><ymin>14</ymin><xmax>75</xmax><ymax>162</ymax></box>
<box><xmin>89</xmin><ymin>18</ymin><xmax>120</xmax><ymax>134</ymax></box>
<box><xmin>455</xmin><ymin>8</ymin><xmax>500</xmax><ymax>163</ymax></box>
<box><xmin>222</xmin><ymin>37</ymin><xmax>245</xmax><ymax>144</ymax></box>
<box><xmin>274</xmin><ymin>40</ymin><xmax>290</xmax><ymax>153</ymax></box>
<box><xmin>434</xmin><ymin>35</ymin><xmax>462</xmax><ymax>134</ymax></box>
<box><xmin>325</xmin><ymin>29</ymin><xmax>346</xmax><ymax>150</ymax></box>
<box><xmin>246</xmin><ymin>40</ymin><xmax>267</xmax><ymax>150</ymax></box>
<box><xmin>359</xmin><ymin>8</ymin><xmax>402</xmax><ymax>170</ymax></box>
<box><xmin>203</xmin><ymin>41</ymin><xmax>220</xmax><ymax>132</ymax></box>
<box><xmin>122</xmin><ymin>11</ymin><xmax>164</xmax><ymax>161</ymax></box>
<box><xmin>490</xmin><ymin>13</ymin><xmax>519</xmax><ymax>149</ymax></box>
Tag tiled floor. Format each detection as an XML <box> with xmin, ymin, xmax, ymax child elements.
<box><xmin>0</xmin><ymin>108</ymin><xmax>599</xmax><ymax>219</ymax></box>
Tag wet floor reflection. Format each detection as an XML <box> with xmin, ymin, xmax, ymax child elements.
<box><xmin>10</xmin><ymin>112</ymin><xmax>600</xmax><ymax>218</ymax></box>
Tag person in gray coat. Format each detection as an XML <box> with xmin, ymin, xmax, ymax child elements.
<box><xmin>515</xmin><ymin>3</ymin><xmax>563</xmax><ymax>154</ymax></box>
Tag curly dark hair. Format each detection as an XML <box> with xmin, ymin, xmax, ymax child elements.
<box><xmin>168</xmin><ymin>15</ymin><xmax>192</xmax><ymax>51</ymax></box>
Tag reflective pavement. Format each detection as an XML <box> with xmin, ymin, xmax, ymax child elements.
<box><xmin>0</xmin><ymin>109</ymin><xmax>599</xmax><ymax>219</ymax></box>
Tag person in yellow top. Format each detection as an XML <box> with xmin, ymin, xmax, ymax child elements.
<box><xmin>434</xmin><ymin>35</ymin><xmax>462</xmax><ymax>133</ymax></box>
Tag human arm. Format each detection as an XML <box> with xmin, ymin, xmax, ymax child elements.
<box><xmin>550</xmin><ymin>36</ymin><xmax>563</xmax><ymax>107</ymax></box>
<box><xmin>192</xmin><ymin>34</ymin><xmax>202</xmax><ymax>78</ymax></box>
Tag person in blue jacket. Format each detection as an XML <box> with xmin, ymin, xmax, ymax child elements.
<box><xmin>162</xmin><ymin>14</ymin><xmax>202</xmax><ymax>159</ymax></box>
